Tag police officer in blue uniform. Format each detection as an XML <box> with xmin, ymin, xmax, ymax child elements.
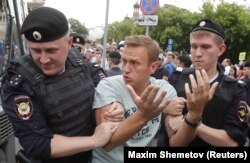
<box><xmin>70</xmin><ymin>32</ymin><xmax>86</xmax><ymax>54</ymax></box>
<box><xmin>242</xmin><ymin>60</ymin><xmax>250</xmax><ymax>106</ymax></box>
<box><xmin>242</xmin><ymin>60</ymin><xmax>250</xmax><ymax>146</ymax></box>
<box><xmin>70</xmin><ymin>32</ymin><xmax>106</xmax><ymax>86</ymax></box>
<box><xmin>159</xmin><ymin>19</ymin><xmax>248</xmax><ymax>146</ymax></box>
<box><xmin>1</xmin><ymin>7</ymin><xmax>118</xmax><ymax>163</ymax></box>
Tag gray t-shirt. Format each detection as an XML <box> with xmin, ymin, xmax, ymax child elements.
<box><xmin>92</xmin><ymin>75</ymin><xmax>177</xmax><ymax>163</ymax></box>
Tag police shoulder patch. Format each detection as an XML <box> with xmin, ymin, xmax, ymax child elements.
<box><xmin>14</xmin><ymin>95</ymin><xmax>33</xmax><ymax>120</ymax></box>
<box><xmin>237</xmin><ymin>101</ymin><xmax>248</xmax><ymax>122</ymax></box>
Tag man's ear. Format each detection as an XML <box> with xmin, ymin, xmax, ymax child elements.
<box><xmin>68</xmin><ymin>36</ymin><xmax>73</xmax><ymax>48</ymax></box>
<box><xmin>150</xmin><ymin>61</ymin><xmax>159</xmax><ymax>74</ymax></box>
<box><xmin>218</xmin><ymin>44</ymin><xmax>227</xmax><ymax>57</ymax></box>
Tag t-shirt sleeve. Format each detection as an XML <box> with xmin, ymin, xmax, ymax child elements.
<box><xmin>92</xmin><ymin>78</ymin><xmax>121</xmax><ymax>109</ymax></box>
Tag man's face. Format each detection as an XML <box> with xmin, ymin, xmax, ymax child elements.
<box><xmin>190</xmin><ymin>34</ymin><xmax>226</xmax><ymax>71</ymax></box>
<box><xmin>221</xmin><ymin>59</ymin><xmax>228</xmax><ymax>67</ymax></box>
<box><xmin>176</xmin><ymin>59</ymin><xmax>183</xmax><ymax>68</ymax></box>
<box><xmin>243</xmin><ymin>67</ymin><xmax>250</xmax><ymax>77</ymax></box>
<box><xmin>73</xmin><ymin>43</ymin><xmax>85</xmax><ymax>54</ymax></box>
<box><xmin>84</xmin><ymin>51</ymin><xmax>93</xmax><ymax>61</ymax></box>
<box><xmin>122</xmin><ymin>46</ymin><xmax>157</xmax><ymax>89</ymax></box>
<box><xmin>28</xmin><ymin>35</ymin><xmax>72</xmax><ymax>76</ymax></box>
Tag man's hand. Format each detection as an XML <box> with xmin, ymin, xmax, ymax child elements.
<box><xmin>163</xmin><ymin>97</ymin><xmax>186</xmax><ymax>116</ymax></box>
<box><xmin>104</xmin><ymin>101</ymin><xmax>125</xmax><ymax>122</ymax></box>
<box><xmin>126</xmin><ymin>84</ymin><xmax>167</xmax><ymax>122</ymax></box>
<box><xmin>92</xmin><ymin>122</ymin><xmax>118</xmax><ymax>147</ymax></box>
<box><xmin>185</xmin><ymin>69</ymin><xmax>218</xmax><ymax>120</ymax></box>
<box><xmin>165</xmin><ymin>115</ymin><xmax>183</xmax><ymax>137</ymax></box>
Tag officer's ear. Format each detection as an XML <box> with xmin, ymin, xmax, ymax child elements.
<box><xmin>218</xmin><ymin>43</ymin><xmax>226</xmax><ymax>57</ymax></box>
<box><xmin>68</xmin><ymin>35</ymin><xmax>74</xmax><ymax>48</ymax></box>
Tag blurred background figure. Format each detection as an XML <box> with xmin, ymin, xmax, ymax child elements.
<box><xmin>228</xmin><ymin>65</ymin><xmax>238</xmax><ymax>79</ymax></box>
<box><xmin>242</xmin><ymin>60</ymin><xmax>250</xmax><ymax>106</ymax></box>
<box><xmin>106</xmin><ymin>51</ymin><xmax>122</xmax><ymax>77</ymax></box>
<box><xmin>151</xmin><ymin>53</ymin><xmax>168</xmax><ymax>80</ymax></box>
<box><xmin>110</xmin><ymin>41</ymin><xmax>118</xmax><ymax>51</ymax></box>
<box><xmin>241</xmin><ymin>60</ymin><xmax>250</xmax><ymax>147</ymax></box>
<box><xmin>84</xmin><ymin>48</ymin><xmax>94</xmax><ymax>62</ymax></box>
<box><xmin>168</xmin><ymin>55</ymin><xmax>192</xmax><ymax>87</ymax></box>
<box><xmin>221</xmin><ymin>58</ymin><xmax>231</xmax><ymax>76</ymax></box>
<box><xmin>70</xmin><ymin>32</ymin><xmax>85</xmax><ymax>54</ymax></box>
<box><xmin>118</xmin><ymin>40</ymin><xmax>125</xmax><ymax>55</ymax></box>
<box><xmin>163</xmin><ymin>51</ymin><xmax>176</xmax><ymax>78</ymax></box>
<box><xmin>175</xmin><ymin>55</ymin><xmax>192</xmax><ymax>68</ymax></box>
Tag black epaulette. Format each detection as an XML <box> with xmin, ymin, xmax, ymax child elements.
<box><xmin>9</xmin><ymin>74</ymin><xmax>22</xmax><ymax>87</ymax></box>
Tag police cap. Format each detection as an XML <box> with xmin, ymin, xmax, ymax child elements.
<box><xmin>109</xmin><ymin>51</ymin><xmax>121</xmax><ymax>59</ymax></box>
<box><xmin>21</xmin><ymin>7</ymin><xmax>69</xmax><ymax>42</ymax></box>
<box><xmin>192</xmin><ymin>19</ymin><xmax>225</xmax><ymax>39</ymax></box>
<box><xmin>70</xmin><ymin>32</ymin><xmax>85</xmax><ymax>45</ymax></box>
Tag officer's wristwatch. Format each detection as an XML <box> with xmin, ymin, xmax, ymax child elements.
<box><xmin>183</xmin><ymin>114</ymin><xmax>202</xmax><ymax>128</ymax></box>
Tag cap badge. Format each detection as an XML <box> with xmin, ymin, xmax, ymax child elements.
<box><xmin>76</xmin><ymin>38</ymin><xmax>80</xmax><ymax>43</ymax></box>
<box><xmin>199</xmin><ymin>21</ymin><xmax>206</xmax><ymax>27</ymax></box>
<box><xmin>33</xmin><ymin>31</ymin><xmax>42</xmax><ymax>41</ymax></box>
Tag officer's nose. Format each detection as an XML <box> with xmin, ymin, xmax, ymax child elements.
<box><xmin>40</xmin><ymin>52</ymin><xmax>50</xmax><ymax>64</ymax></box>
<box><xmin>193</xmin><ymin>47</ymin><xmax>203</xmax><ymax>57</ymax></box>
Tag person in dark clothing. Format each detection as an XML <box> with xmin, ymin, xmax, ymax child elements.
<box><xmin>1</xmin><ymin>7</ymin><xmax>120</xmax><ymax>163</ymax></box>
<box><xmin>168</xmin><ymin>55</ymin><xmax>192</xmax><ymax>87</ymax></box>
<box><xmin>242</xmin><ymin>60</ymin><xmax>250</xmax><ymax>106</ymax></box>
<box><xmin>70</xmin><ymin>32</ymin><xmax>106</xmax><ymax>86</ymax></box>
<box><xmin>242</xmin><ymin>60</ymin><xmax>250</xmax><ymax>146</ymax></box>
<box><xmin>106</xmin><ymin>51</ymin><xmax>122</xmax><ymax>77</ymax></box>
<box><xmin>160</xmin><ymin>19</ymin><xmax>248</xmax><ymax>147</ymax></box>
<box><xmin>151</xmin><ymin>53</ymin><xmax>169</xmax><ymax>80</ymax></box>
<box><xmin>70</xmin><ymin>32</ymin><xmax>85</xmax><ymax>54</ymax></box>
<box><xmin>176</xmin><ymin>55</ymin><xmax>192</xmax><ymax>68</ymax></box>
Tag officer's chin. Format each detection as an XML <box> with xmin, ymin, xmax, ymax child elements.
<box><xmin>42</xmin><ymin>69</ymin><xmax>62</xmax><ymax>76</ymax></box>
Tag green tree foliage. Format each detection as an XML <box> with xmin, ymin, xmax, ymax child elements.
<box><xmin>68</xmin><ymin>18</ymin><xmax>89</xmax><ymax>38</ymax></box>
<box><xmin>107</xmin><ymin>18</ymin><xmax>136</xmax><ymax>43</ymax></box>
<box><xmin>103</xmin><ymin>1</ymin><xmax>250</xmax><ymax>62</ymax></box>
<box><xmin>201</xmin><ymin>1</ymin><xmax>250</xmax><ymax>62</ymax></box>
<box><xmin>150</xmin><ymin>6</ymin><xmax>202</xmax><ymax>51</ymax></box>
